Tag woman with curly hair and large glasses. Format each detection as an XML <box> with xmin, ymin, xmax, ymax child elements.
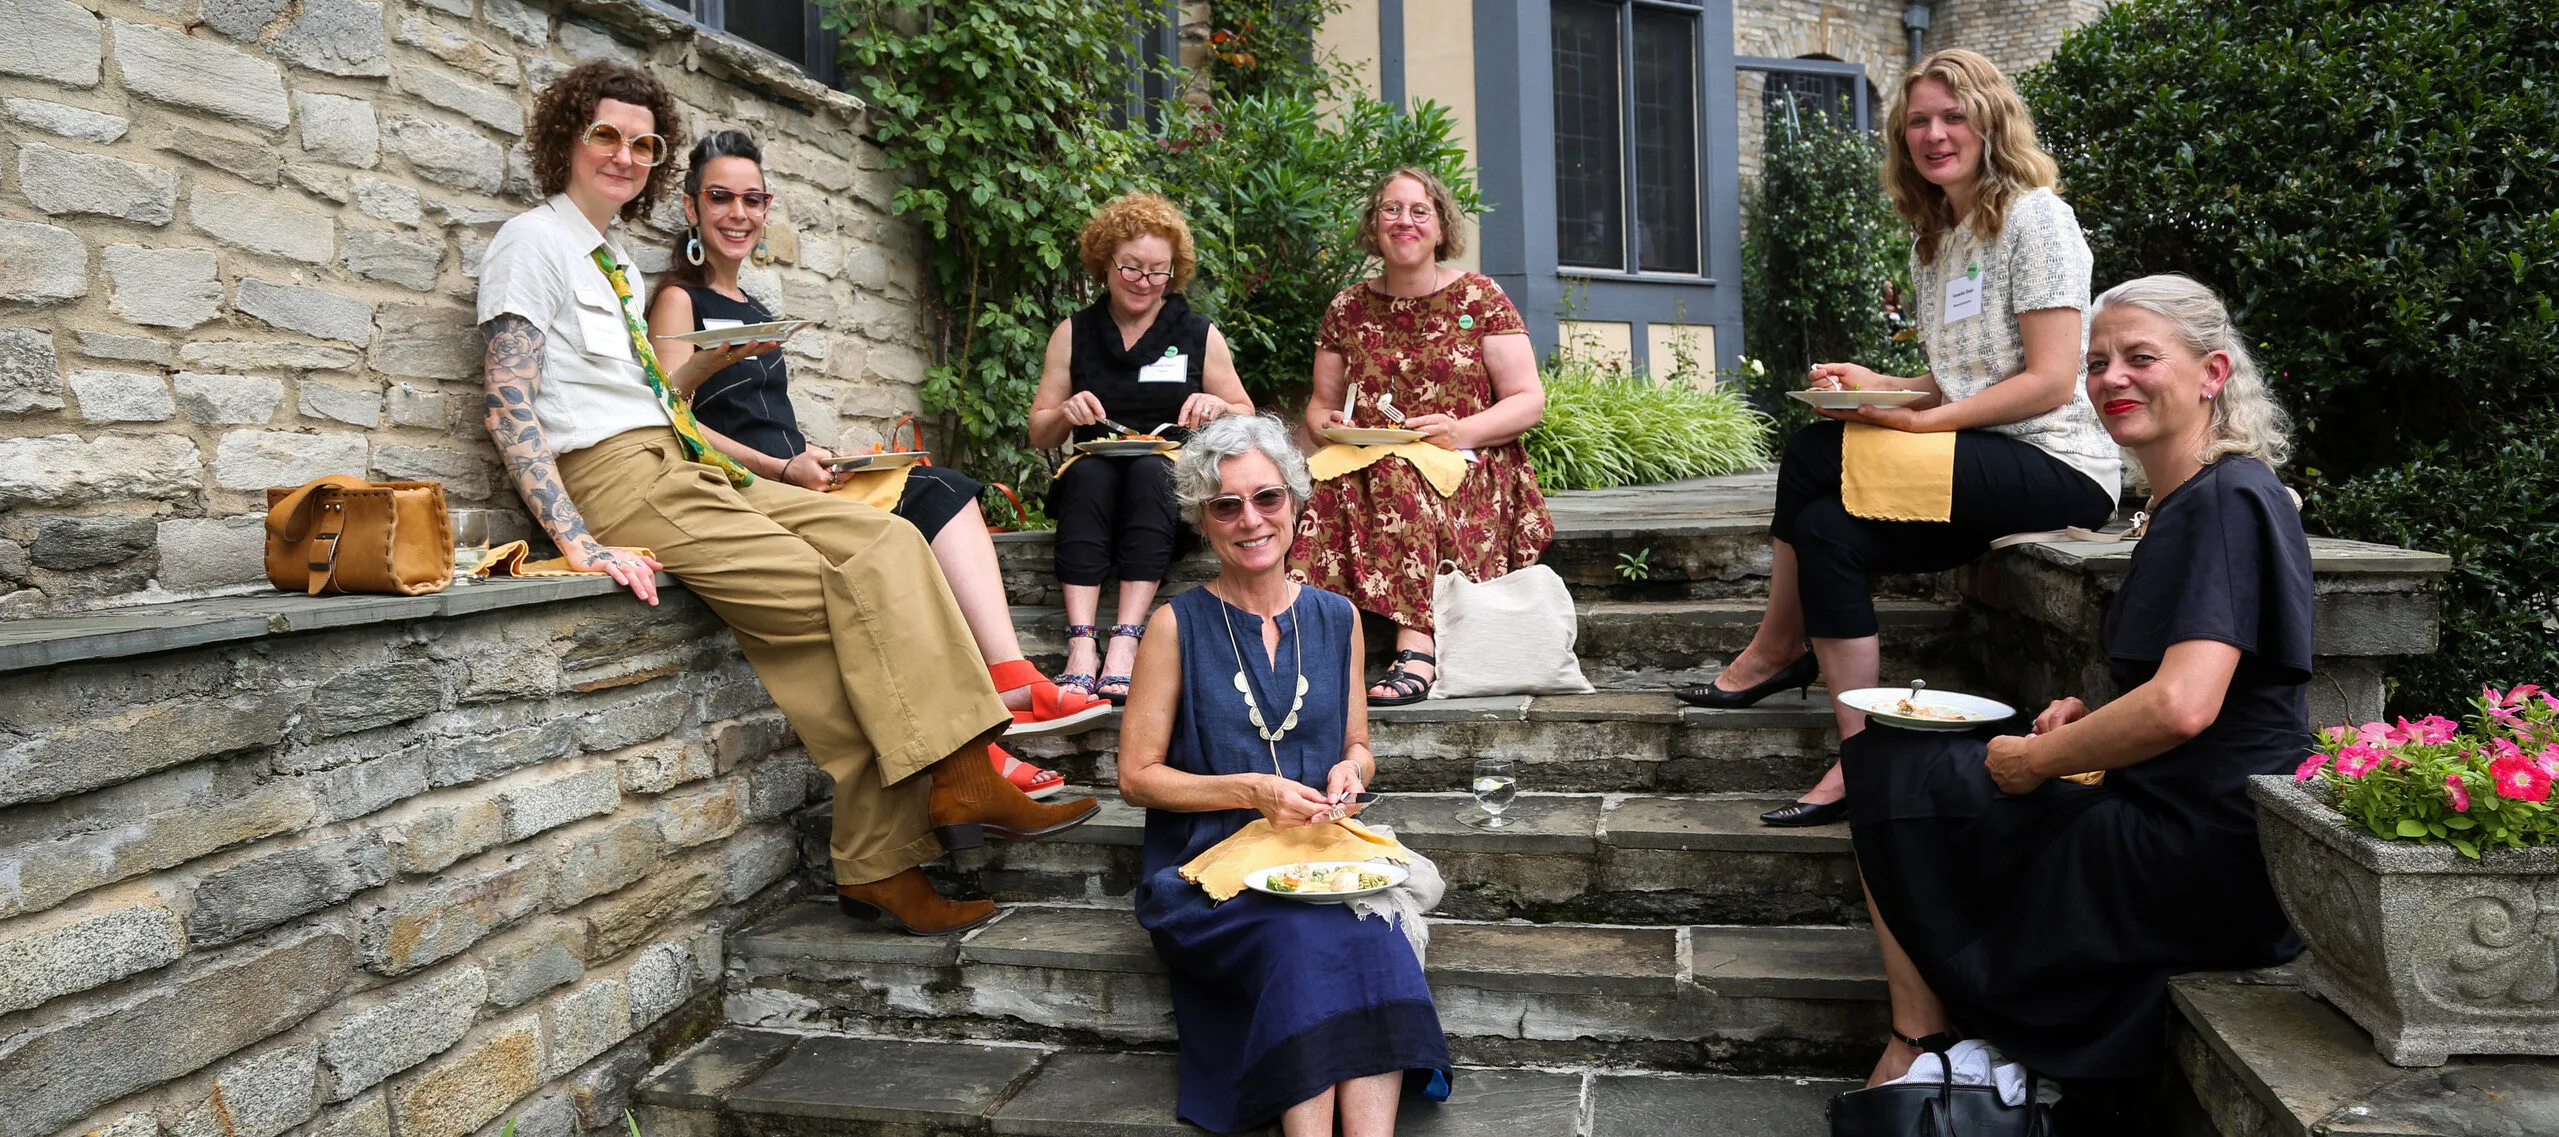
<box><xmin>1027</xmin><ymin>193</ymin><xmax>1254</xmax><ymax>703</ymax></box>
<box><xmin>474</xmin><ymin>61</ymin><xmax>1097</xmax><ymax>937</ymax></box>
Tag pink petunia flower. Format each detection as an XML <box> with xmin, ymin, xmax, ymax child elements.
<box><xmin>2335</xmin><ymin>745</ymin><xmax>2387</xmax><ymax>779</ymax></box>
<box><xmin>2541</xmin><ymin>693</ymin><xmax>2559</xmax><ymax>714</ymax></box>
<box><xmin>2509</xmin><ymin>684</ymin><xmax>2545</xmax><ymax>707</ymax></box>
<box><xmin>2539</xmin><ymin>744</ymin><xmax>2559</xmax><ymax>777</ymax></box>
<box><xmin>2491</xmin><ymin>752</ymin><xmax>2554</xmax><ymax>803</ymax></box>
<box><xmin>2494</xmin><ymin>738</ymin><xmax>2527</xmax><ymax>764</ymax></box>
<box><xmin>2295</xmin><ymin>752</ymin><xmax>2329</xmax><ymax>782</ymax></box>
<box><xmin>2411</xmin><ymin>715</ymin><xmax>2461</xmax><ymax>744</ymax></box>
<box><xmin>2446</xmin><ymin>773</ymin><xmax>2472</xmax><ymax>811</ymax></box>
<box><xmin>2323</xmin><ymin>725</ymin><xmax>2355</xmax><ymax>746</ymax></box>
<box><xmin>2357</xmin><ymin>721</ymin><xmax>2399</xmax><ymax>749</ymax></box>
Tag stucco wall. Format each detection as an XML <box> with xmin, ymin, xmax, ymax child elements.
<box><xmin>0</xmin><ymin>0</ymin><xmax>931</xmax><ymax>617</ymax></box>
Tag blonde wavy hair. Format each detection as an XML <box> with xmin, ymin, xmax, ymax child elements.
<box><xmin>1078</xmin><ymin>192</ymin><xmax>1198</xmax><ymax>293</ymax></box>
<box><xmin>1883</xmin><ymin>49</ymin><xmax>2061</xmax><ymax>267</ymax></box>
<box><xmin>2090</xmin><ymin>274</ymin><xmax>2293</xmax><ymax>471</ymax></box>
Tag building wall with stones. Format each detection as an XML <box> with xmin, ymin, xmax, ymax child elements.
<box><xmin>0</xmin><ymin>0</ymin><xmax>931</xmax><ymax>617</ymax></box>
<box><xmin>0</xmin><ymin>584</ymin><xmax>818</xmax><ymax>1137</ymax></box>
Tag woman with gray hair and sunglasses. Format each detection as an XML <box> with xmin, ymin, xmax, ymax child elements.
<box><xmin>1117</xmin><ymin>414</ymin><xmax>1451</xmax><ymax>1134</ymax></box>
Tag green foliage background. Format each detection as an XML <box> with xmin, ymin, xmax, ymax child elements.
<box><xmin>2025</xmin><ymin>0</ymin><xmax>2559</xmax><ymax>712</ymax></box>
<box><xmin>1740</xmin><ymin>106</ymin><xmax>1925</xmax><ymax>431</ymax></box>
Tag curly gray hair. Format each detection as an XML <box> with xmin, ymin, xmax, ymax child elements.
<box><xmin>1170</xmin><ymin>414</ymin><xmax>1313</xmax><ymax>527</ymax></box>
<box><xmin>2089</xmin><ymin>274</ymin><xmax>2293</xmax><ymax>470</ymax></box>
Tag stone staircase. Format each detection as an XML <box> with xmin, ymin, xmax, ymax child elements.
<box><xmin>625</xmin><ymin>474</ymin><xmax>2461</xmax><ymax>1135</ymax></box>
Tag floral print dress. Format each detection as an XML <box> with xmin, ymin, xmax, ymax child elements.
<box><xmin>1292</xmin><ymin>273</ymin><xmax>1554</xmax><ymax>633</ymax></box>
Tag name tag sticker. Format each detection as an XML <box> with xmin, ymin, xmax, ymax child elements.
<box><xmin>701</xmin><ymin>318</ymin><xmax>744</xmax><ymax>331</ymax></box>
<box><xmin>1943</xmin><ymin>264</ymin><xmax>1985</xmax><ymax>324</ymax></box>
<box><xmin>1138</xmin><ymin>353</ymin><xmax>1189</xmax><ymax>383</ymax></box>
<box><xmin>578</xmin><ymin>308</ymin><xmax>634</xmax><ymax>361</ymax></box>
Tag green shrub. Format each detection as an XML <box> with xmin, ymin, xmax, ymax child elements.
<box><xmin>1522</xmin><ymin>360</ymin><xmax>1774</xmax><ymax>492</ymax></box>
<box><xmin>1740</xmin><ymin>105</ymin><xmax>1925</xmax><ymax>431</ymax></box>
<box><xmin>2026</xmin><ymin>0</ymin><xmax>2559</xmax><ymax>714</ymax></box>
<box><xmin>1151</xmin><ymin>94</ymin><xmax>1480</xmax><ymax>401</ymax></box>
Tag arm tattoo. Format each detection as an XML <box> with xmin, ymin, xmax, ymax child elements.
<box><xmin>481</xmin><ymin>315</ymin><xmax>599</xmax><ymax>556</ymax></box>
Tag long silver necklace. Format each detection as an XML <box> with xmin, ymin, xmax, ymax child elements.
<box><xmin>1212</xmin><ymin>584</ymin><xmax>1307</xmax><ymax>774</ymax></box>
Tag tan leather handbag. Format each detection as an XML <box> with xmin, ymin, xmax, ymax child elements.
<box><xmin>264</xmin><ymin>475</ymin><xmax>454</xmax><ymax>596</ymax></box>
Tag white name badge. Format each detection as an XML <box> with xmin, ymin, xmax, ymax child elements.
<box><xmin>701</xmin><ymin>318</ymin><xmax>744</xmax><ymax>331</ymax></box>
<box><xmin>578</xmin><ymin>308</ymin><xmax>634</xmax><ymax>361</ymax></box>
<box><xmin>1137</xmin><ymin>352</ymin><xmax>1189</xmax><ymax>383</ymax></box>
<box><xmin>1943</xmin><ymin>268</ymin><xmax>1985</xmax><ymax>324</ymax></box>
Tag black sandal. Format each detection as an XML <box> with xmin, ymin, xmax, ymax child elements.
<box><xmin>1367</xmin><ymin>650</ymin><xmax>1436</xmax><ymax>707</ymax></box>
<box><xmin>1097</xmin><ymin>623</ymin><xmax>1145</xmax><ymax>705</ymax></box>
<box><xmin>1891</xmin><ymin>1027</ymin><xmax>1962</xmax><ymax>1055</ymax></box>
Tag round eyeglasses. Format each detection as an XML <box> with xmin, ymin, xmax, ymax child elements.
<box><xmin>579</xmin><ymin>122</ymin><xmax>667</xmax><ymax>167</ymax></box>
<box><xmin>1116</xmin><ymin>264</ymin><xmax>1175</xmax><ymax>286</ymax></box>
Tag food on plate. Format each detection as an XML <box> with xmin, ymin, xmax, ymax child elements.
<box><xmin>1110</xmin><ymin>432</ymin><xmax>1166</xmax><ymax>442</ymax></box>
<box><xmin>1890</xmin><ymin>697</ymin><xmax>1983</xmax><ymax>722</ymax></box>
<box><xmin>1261</xmin><ymin>862</ymin><xmax>1393</xmax><ymax>895</ymax></box>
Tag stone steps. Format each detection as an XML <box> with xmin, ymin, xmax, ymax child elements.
<box><xmin>993</xmin><ymin>688</ymin><xmax>1866</xmax><ymax>797</ymax></box>
<box><xmin>637</xmin><ymin>1027</ymin><xmax>1859</xmax><ymax>1136</ymax></box>
<box><xmin>875</xmin><ymin>791</ymin><xmax>1863</xmax><ymax>927</ymax></box>
<box><xmin>719</xmin><ymin>901</ymin><xmax>1887</xmax><ymax>1077</ymax></box>
<box><xmin>1004</xmin><ymin>598</ymin><xmax>1967</xmax><ymax>680</ymax></box>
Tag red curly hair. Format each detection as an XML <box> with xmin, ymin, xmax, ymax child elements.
<box><xmin>1077</xmin><ymin>193</ymin><xmax>1197</xmax><ymax>293</ymax></box>
<box><xmin>528</xmin><ymin>60</ymin><xmax>684</xmax><ymax>224</ymax></box>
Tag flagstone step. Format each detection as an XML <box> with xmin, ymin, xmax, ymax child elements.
<box><xmin>836</xmin><ymin>791</ymin><xmax>1864</xmax><ymax>927</ymax></box>
<box><xmin>636</xmin><ymin>1027</ymin><xmax>1859</xmax><ymax>1136</ymax></box>
<box><xmin>720</xmin><ymin>901</ymin><xmax>1888</xmax><ymax>1076</ymax></box>
<box><xmin>1005</xmin><ymin>597</ymin><xmax>1967</xmax><ymax>680</ymax></box>
<box><xmin>996</xmin><ymin>688</ymin><xmax>1871</xmax><ymax>797</ymax></box>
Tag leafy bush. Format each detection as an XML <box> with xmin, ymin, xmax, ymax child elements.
<box><xmin>1522</xmin><ymin>358</ymin><xmax>1773</xmax><ymax>492</ymax></box>
<box><xmin>1151</xmin><ymin>94</ymin><xmax>1480</xmax><ymax>401</ymax></box>
<box><xmin>2026</xmin><ymin>0</ymin><xmax>2559</xmax><ymax>713</ymax></box>
<box><xmin>1740</xmin><ymin>105</ymin><xmax>1924</xmax><ymax>430</ymax></box>
<box><xmin>826</xmin><ymin>0</ymin><xmax>1154</xmax><ymax>506</ymax></box>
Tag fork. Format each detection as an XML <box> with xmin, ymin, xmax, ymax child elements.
<box><xmin>1375</xmin><ymin>392</ymin><xmax>1407</xmax><ymax>425</ymax></box>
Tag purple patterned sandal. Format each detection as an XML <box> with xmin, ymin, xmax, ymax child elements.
<box><xmin>1097</xmin><ymin>623</ymin><xmax>1146</xmax><ymax>705</ymax></box>
<box><xmin>1056</xmin><ymin>624</ymin><xmax>1099</xmax><ymax>696</ymax></box>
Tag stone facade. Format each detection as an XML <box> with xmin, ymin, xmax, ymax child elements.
<box><xmin>0</xmin><ymin>588</ymin><xmax>812</xmax><ymax>1137</ymax></box>
<box><xmin>0</xmin><ymin>0</ymin><xmax>932</xmax><ymax>616</ymax></box>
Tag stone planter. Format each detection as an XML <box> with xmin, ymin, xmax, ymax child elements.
<box><xmin>2250</xmin><ymin>773</ymin><xmax>2559</xmax><ymax>1065</ymax></box>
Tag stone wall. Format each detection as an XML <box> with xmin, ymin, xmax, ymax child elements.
<box><xmin>0</xmin><ymin>0</ymin><xmax>931</xmax><ymax>617</ymax></box>
<box><xmin>0</xmin><ymin>585</ymin><xmax>817</xmax><ymax>1137</ymax></box>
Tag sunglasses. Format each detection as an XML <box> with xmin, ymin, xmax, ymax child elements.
<box><xmin>1205</xmin><ymin>487</ymin><xmax>1294</xmax><ymax>525</ymax></box>
<box><xmin>702</xmin><ymin>187</ymin><xmax>774</xmax><ymax>211</ymax></box>
<box><xmin>579</xmin><ymin>122</ymin><xmax>667</xmax><ymax>167</ymax></box>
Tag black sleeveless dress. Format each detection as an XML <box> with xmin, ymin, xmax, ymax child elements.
<box><xmin>1048</xmin><ymin>295</ymin><xmax>1215</xmax><ymax>587</ymax></box>
<box><xmin>676</xmin><ymin>284</ymin><xmax>982</xmax><ymax>539</ymax></box>
<box><xmin>1066</xmin><ymin>293</ymin><xmax>1213</xmax><ymax>442</ymax></box>
<box><xmin>1840</xmin><ymin>457</ymin><xmax>2314</xmax><ymax>1078</ymax></box>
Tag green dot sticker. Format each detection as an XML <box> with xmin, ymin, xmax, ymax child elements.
<box><xmin>1458</xmin><ymin>314</ymin><xmax>1475</xmax><ymax>330</ymax></box>
<box><xmin>1966</xmin><ymin>261</ymin><xmax>1981</xmax><ymax>280</ymax></box>
<box><xmin>1164</xmin><ymin>346</ymin><xmax>1179</xmax><ymax>358</ymax></box>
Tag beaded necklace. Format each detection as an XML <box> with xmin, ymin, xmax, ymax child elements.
<box><xmin>1210</xmin><ymin>583</ymin><xmax>1307</xmax><ymax>776</ymax></box>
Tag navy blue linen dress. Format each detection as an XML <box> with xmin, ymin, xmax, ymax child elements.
<box><xmin>1134</xmin><ymin>585</ymin><xmax>1451</xmax><ymax>1132</ymax></box>
<box><xmin>1841</xmin><ymin>457</ymin><xmax>2314</xmax><ymax>1078</ymax></box>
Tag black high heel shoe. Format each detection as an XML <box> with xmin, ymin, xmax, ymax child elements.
<box><xmin>1759</xmin><ymin>797</ymin><xmax>1850</xmax><ymax>827</ymax></box>
<box><xmin>1675</xmin><ymin>650</ymin><xmax>1819</xmax><ymax>709</ymax></box>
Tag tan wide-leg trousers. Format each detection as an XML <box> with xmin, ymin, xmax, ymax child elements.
<box><xmin>557</xmin><ymin>428</ymin><xmax>1010</xmax><ymax>884</ymax></box>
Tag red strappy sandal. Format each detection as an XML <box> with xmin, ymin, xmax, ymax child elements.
<box><xmin>991</xmin><ymin>658</ymin><xmax>1113</xmax><ymax>737</ymax></box>
<box><xmin>988</xmin><ymin>742</ymin><xmax>1066</xmax><ymax>800</ymax></box>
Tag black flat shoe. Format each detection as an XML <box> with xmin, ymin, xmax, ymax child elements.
<box><xmin>1676</xmin><ymin>650</ymin><xmax>1819</xmax><ymax>709</ymax></box>
<box><xmin>1759</xmin><ymin>797</ymin><xmax>1850</xmax><ymax>827</ymax></box>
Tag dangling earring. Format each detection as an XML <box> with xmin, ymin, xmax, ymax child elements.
<box><xmin>684</xmin><ymin>227</ymin><xmax>704</xmax><ymax>266</ymax></box>
<box><xmin>751</xmin><ymin>236</ymin><xmax>774</xmax><ymax>267</ymax></box>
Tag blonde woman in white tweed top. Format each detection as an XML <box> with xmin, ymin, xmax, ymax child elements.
<box><xmin>1679</xmin><ymin>50</ymin><xmax>2122</xmax><ymax>829</ymax></box>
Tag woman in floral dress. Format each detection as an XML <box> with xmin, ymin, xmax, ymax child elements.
<box><xmin>1294</xmin><ymin>167</ymin><xmax>1551</xmax><ymax>704</ymax></box>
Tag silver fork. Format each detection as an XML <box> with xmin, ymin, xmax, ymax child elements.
<box><xmin>1375</xmin><ymin>392</ymin><xmax>1407</xmax><ymax>425</ymax></box>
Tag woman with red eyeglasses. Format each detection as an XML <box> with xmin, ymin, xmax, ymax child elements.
<box><xmin>644</xmin><ymin>131</ymin><xmax>1112</xmax><ymax>801</ymax></box>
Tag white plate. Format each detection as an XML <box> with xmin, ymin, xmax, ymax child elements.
<box><xmin>821</xmin><ymin>451</ymin><xmax>928</xmax><ymax>471</ymax></box>
<box><xmin>1075</xmin><ymin>438</ymin><xmax>1174</xmax><ymax>456</ymax></box>
<box><xmin>1323</xmin><ymin>427</ymin><xmax>1427</xmax><ymax>445</ymax></box>
<box><xmin>1786</xmin><ymin>389</ymin><xmax>1929</xmax><ymax>410</ymax></box>
<box><xmin>1243</xmin><ymin>861</ymin><xmax>1409</xmax><ymax>904</ymax></box>
<box><xmin>663</xmin><ymin>318</ymin><xmax>816</xmax><ymax>347</ymax></box>
<box><xmin>1836</xmin><ymin>687</ymin><xmax>2018</xmax><ymax>732</ymax></box>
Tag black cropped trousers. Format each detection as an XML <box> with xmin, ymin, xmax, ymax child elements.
<box><xmin>1050</xmin><ymin>453</ymin><xmax>1185</xmax><ymax>587</ymax></box>
<box><xmin>1770</xmin><ymin>421</ymin><xmax>2114</xmax><ymax>640</ymax></box>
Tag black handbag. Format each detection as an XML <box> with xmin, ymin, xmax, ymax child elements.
<box><xmin>1826</xmin><ymin>1041</ymin><xmax>2056</xmax><ymax>1137</ymax></box>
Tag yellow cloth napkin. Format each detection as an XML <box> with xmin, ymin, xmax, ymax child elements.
<box><xmin>1179</xmin><ymin>817</ymin><xmax>1413</xmax><ymax>902</ymax></box>
<box><xmin>828</xmin><ymin>464</ymin><xmax>914</xmax><ymax>512</ymax></box>
<box><xmin>466</xmin><ymin>539</ymin><xmax>657</xmax><ymax>578</ymax></box>
<box><xmin>1052</xmin><ymin>440</ymin><xmax>1182</xmax><ymax>481</ymax></box>
<box><xmin>1307</xmin><ymin>443</ymin><xmax>1467</xmax><ymax>498</ymax></box>
<box><xmin>1841</xmin><ymin>422</ymin><xmax>1957</xmax><ymax>523</ymax></box>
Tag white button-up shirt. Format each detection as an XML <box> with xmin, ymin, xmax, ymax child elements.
<box><xmin>476</xmin><ymin>194</ymin><xmax>674</xmax><ymax>454</ymax></box>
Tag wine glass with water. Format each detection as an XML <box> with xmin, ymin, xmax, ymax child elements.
<box><xmin>1469</xmin><ymin>758</ymin><xmax>1518</xmax><ymax>828</ymax></box>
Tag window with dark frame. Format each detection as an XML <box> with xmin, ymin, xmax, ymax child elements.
<box><xmin>1552</xmin><ymin>1</ymin><xmax>1703</xmax><ymax>275</ymax></box>
<box><xmin>651</xmin><ymin>0</ymin><xmax>839</xmax><ymax>87</ymax></box>
<box><xmin>1762</xmin><ymin>69</ymin><xmax>1859</xmax><ymax>133</ymax></box>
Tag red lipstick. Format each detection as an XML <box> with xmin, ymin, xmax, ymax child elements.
<box><xmin>2101</xmin><ymin>399</ymin><xmax>2141</xmax><ymax>416</ymax></box>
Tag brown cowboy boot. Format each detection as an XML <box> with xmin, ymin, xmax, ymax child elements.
<box><xmin>927</xmin><ymin>740</ymin><xmax>1099</xmax><ymax>851</ymax></box>
<box><xmin>837</xmin><ymin>868</ymin><xmax>995</xmax><ymax>936</ymax></box>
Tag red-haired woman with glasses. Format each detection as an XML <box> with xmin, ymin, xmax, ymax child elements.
<box><xmin>1028</xmin><ymin>193</ymin><xmax>1253</xmax><ymax>703</ymax></box>
<box><xmin>645</xmin><ymin>131</ymin><xmax>1109</xmax><ymax>800</ymax></box>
